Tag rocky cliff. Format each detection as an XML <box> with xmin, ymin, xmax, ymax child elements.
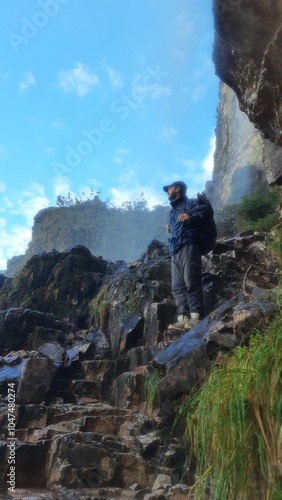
<box><xmin>209</xmin><ymin>83</ymin><xmax>268</xmax><ymax>208</ymax></box>
<box><xmin>210</xmin><ymin>0</ymin><xmax>282</xmax><ymax>209</ymax></box>
<box><xmin>213</xmin><ymin>0</ymin><xmax>282</xmax><ymax>148</ymax></box>
<box><xmin>0</xmin><ymin>233</ymin><xmax>280</xmax><ymax>498</ymax></box>
<box><xmin>5</xmin><ymin>201</ymin><xmax>168</xmax><ymax>278</ymax></box>
<box><xmin>1</xmin><ymin>2</ymin><xmax>282</xmax><ymax>497</ymax></box>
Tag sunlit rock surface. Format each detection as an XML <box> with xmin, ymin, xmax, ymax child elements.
<box><xmin>208</xmin><ymin>83</ymin><xmax>269</xmax><ymax>209</ymax></box>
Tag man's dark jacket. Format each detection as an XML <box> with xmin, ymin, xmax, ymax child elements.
<box><xmin>168</xmin><ymin>195</ymin><xmax>209</xmax><ymax>255</ymax></box>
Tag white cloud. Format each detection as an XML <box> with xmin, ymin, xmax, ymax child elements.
<box><xmin>165</xmin><ymin>135</ymin><xmax>216</xmax><ymax>197</ymax></box>
<box><xmin>19</xmin><ymin>71</ymin><xmax>35</xmax><ymax>91</ymax></box>
<box><xmin>0</xmin><ymin>219</ymin><xmax>32</xmax><ymax>270</ymax></box>
<box><xmin>52</xmin><ymin>119</ymin><xmax>64</xmax><ymax>128</ymax></box>
<box><xmin>0</xmin><ymin>182</ymin><xmax>6</xmax><ymax>193</ymax></box>
<box><xmin>113</xmin><ymin>148</ymin><xmax>131</xmax><ymax>164</ymax></box>
<box><xmin>161</xmin><ymin>126</ymin><xmax>178</xmax><ymax>142</ymax></box>
<box><xmin>181</xmin><ymin>159</ymin><xmax>195</xmax><ymax>168</ymax></box>
<box><xmin>117</xmin><ymin>148</ymin><xmax>131</xmax><ymax>155</ymax></box>
<box><xmin>2</xmin><ymin>183</ymin><xmax>49</xmax><ymax>223</ymax></box>
<box><xmin>108</xmin><ymin>166</ymin><xmax>163</xmax><ymax>208</ymax></box>
<box><xmin>53</xmin><ymin>177</ymin><xmax>102</xmax><ymax>203</ymax></box>
<box><xmin>15</xmin><ymin>184</ymin><xmax>49</xmax><ymax>225</ymax></box>
<box><xmin>132</xmin><ymin>73</ymin><xmax>171</xmax><ymax>101</ymax></box>
<box><xmin>113</xmin><ymin>157</ymin><xmax>122</xmax><ymax>164</ymax></box>
<box><xmin>0</xmin><ymin>183</ymin><xmax>50</xmax><ymax>269</ymax></box>
<box><xmin>53</xmin><ymin>176</ymin><xmax>72</xmax><ymax>198</ymax></box>
<box><xmin>58</xmin><ymin>63</ymin><xmax>100</xmax><ymax>97</ymax></box>
<box><xmin>102</xmin><ymin>61</ymin><xmax>123</xmax><ymax>89</ymax></box>
<box><xmin>117</xmin><ymin>168</ymin><xmax>137</xmax><ymax>185</ymax></box>
<box><xmin>109</xmin><ymin>185</ymin><xmax>163</xmax><ymax>209</ymax></box>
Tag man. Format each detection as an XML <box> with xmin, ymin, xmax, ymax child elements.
<box><xmin>163</xmin><ymin>180</ymin><xmax>207</xmax><ymax>331</ymax></box>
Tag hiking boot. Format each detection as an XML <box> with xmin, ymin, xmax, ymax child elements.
<box><xmin>184</xmin><ymin>312</ymin><xmax>200</xmax><ymax>330</ymax></box>
<box><xmin>167</xmin><ymin>314</ymin><xmax>189</xmax><ymax>331</ymax></box>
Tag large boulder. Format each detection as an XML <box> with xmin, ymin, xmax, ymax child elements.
<box><xmin>153</xmin><ymin>291</ymin><xmax>276</xmax><ymax>402</ymax></box>
<box><xmin>0</xmin><ymin>246</ymin><xmax>109</xmax><ymax>327</ymax></box>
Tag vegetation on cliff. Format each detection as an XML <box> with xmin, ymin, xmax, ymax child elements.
<box><xmin>178</xmin><ymin>295</ymin><xmax>282</xmax><ymax>499</ymax></box>
<box><xmin>235</xmin><ymin>185</ymin><xmax>280</xmax><ymax>233</ymax></box>
<box><xmin>6</xmin><ymin>192</ymin><xmax>169</xmax><ymax>276</ymax></box>
<box><xmin>215</xmin><ymin>185</ymin><xmax>281</xmax><ymax>238</ymax></box>
<box><xmin>6</xmin><ymin>184</ymin><xmax>281</xmax><ymax>278</ymax></box>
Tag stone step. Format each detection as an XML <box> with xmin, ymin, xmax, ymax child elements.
<box><xmin>60</xmin><ymin>379</ymin><xmax>102</xmax><ymax>400</ymax></box>
<box><xmin>3</xmin><ymin>402</ymin><xmax>161</xmax><ymax>440</ymax></box>
<box><xmin>0</xmin><ymin>430</ymin><xmax>153</xmax><ymax>490</ymax></box>
<box><xmin>0</xmin><ymin>401</ymin><xmax>169</xmax><ymax>491</ymax></box>
<box><xmin>0</xmin><ymin>399</ymin><xmax>185</xmax><ymax>493</ymax></box>
<box><xmin>15</xmin><ymin>414</ymin><xmax>135</xmax><ymax>440</ymax></box>
<box><xmin>68</xmin><ymin>347</ymin><xmax>156</xmax><ymax>383</ymax></box>
<box><xmin>66</xmin><ymin>360</ymin><xmax>114</xmax><ymax>381</ymax></box>
<box><xmin>0</xmin><ymin>487</ymin><xmax>137</xmax><ymax>499</ymax></box>
<box><xmin>13</xmin><ymin>403</ymin><xmax>130</xmax><ymax>433</ymax></box>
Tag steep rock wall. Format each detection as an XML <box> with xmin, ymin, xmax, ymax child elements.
<box><xmin>209</xmin><ymin>83</ymin><xmax>267</xmax><ymax>209</ymax></box>
<box><xmin>211</xmin><ymin>1</ymin><xmax>282</xmax><ymax>208</ymax></box>
<box><xmin>213</xmin><ymin>0</ymin><xmax>282</xmax><ymax>147</ymax></box>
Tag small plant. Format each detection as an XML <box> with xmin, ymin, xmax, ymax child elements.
<box><xmin>144</xmin><ymin>369</ymin><xmax>161</xmax><ymax>416</ymax></box>
<box><xmin>89</xmin><ymin>284</ymin><xmax>110</xmax><ymax>328</ymax></box>
<box><xmin>177</xmin><ymin>297</ymin><xmax>282</xmax><ymax>499</ymax></box>
<box><xmin>268</xmin><ymin>229</ymin><xmax>282</xmax><ymax>269</ymax></box>
<box><xmin>126</xmin><ymin>295</ymin><xmax>141</xmax><ymax>314</ymax></box>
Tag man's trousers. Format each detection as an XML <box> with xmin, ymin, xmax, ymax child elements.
<box><xmin>171</xmin><ymin>243</ymin><xmax>203</xmax><ymax>317</ymax></box>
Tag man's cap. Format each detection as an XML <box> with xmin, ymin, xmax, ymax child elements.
<box><xmin>163</xmin><ymin>181</ymin><xmax>187</xmax><ymax>194</ymax></box>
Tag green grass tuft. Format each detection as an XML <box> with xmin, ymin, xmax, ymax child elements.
<box><xmin>177</xmin><ymin>299</ymin><xmax>282</xmax><ymax>499</ymax></box>
<box><xmin>268</xmin><ymin>230</ymin><xmax>282</xmax><ymax>269</ymax></box>
<box><xmin>89</xmin><ymin>284</ymin><xmax>110</xmax><ymax>328</ymax></box>
<box><xmin>144</xmin><ymin>369</ymin><xmax>161</xmax><ymax>416</ymax></box>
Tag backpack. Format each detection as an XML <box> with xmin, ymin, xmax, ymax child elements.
<box><xmin>187</xmin><ymin>192</ymin><xmax>217</xmax><ymax>255</ymax></box>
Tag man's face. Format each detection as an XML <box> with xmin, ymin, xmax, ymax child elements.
<box><xmin>167</xmin><ymin>185</ymin><xmax>181</xmax><ymax>201</ymax></box>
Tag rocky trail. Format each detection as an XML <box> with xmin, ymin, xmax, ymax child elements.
<box><xmin>0</xmin><ymin>233</ymin><xmax>279</xmax><ymax>499</ymax></box>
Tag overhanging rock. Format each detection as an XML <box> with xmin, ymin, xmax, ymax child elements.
<box><xmin>213</xmin><ymin>0</ymin><xmax>282</xmax><ymax>148</ymax></box>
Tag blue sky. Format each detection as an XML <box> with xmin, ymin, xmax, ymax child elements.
<box><xmin>0</xmin><ymin>0</ymin><xmax>219</xmax><ymax>269</ymax></box>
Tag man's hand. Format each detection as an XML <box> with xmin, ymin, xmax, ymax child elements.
<box><xmin>166</xmin><ymin>224</ymin><xmax>171</xmax><ymax>233</ymax></box>
<box><xmin>178</xmin><ymin>213</ymin><xmax>190</xmax><ymax>223</ymax></box>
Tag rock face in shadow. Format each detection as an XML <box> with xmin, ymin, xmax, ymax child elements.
<box><xmin>0</xmin><ymin>236</ymin><xmax>279</xmax><ymax>497</ymax></box>
<box><xmin>207</xmin><ymin>1</ymin><xmax>282</xmax><ymax>210</ymax></box>
<box><xmin>0</xmin><ymin>246</ymin><xmax>108</xmax><ymax>326</ymax></box>
<box><xmin>213</xmin><ymin>0</ymin><xmax>282</xmax><ymax>154</ymax></box>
